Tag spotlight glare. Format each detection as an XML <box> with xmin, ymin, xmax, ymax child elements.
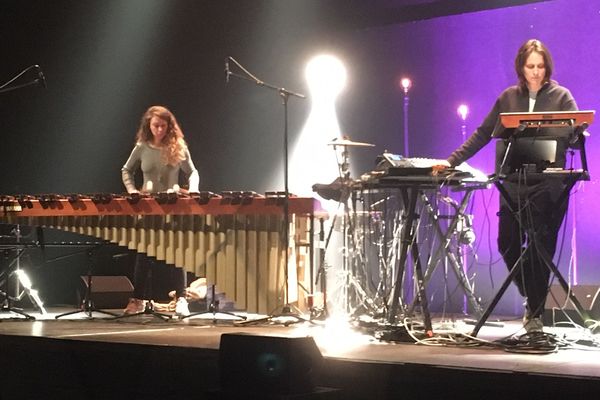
<box><xmin>288</xmin><ymin>54</ymin><xmax>347</xmax><ymax>200</ymax></box>
<box><xmin>16</xmin><ymin>269</ymin><xmax>33</xmax><ymax>289</ymax></box>
<box><xmin>304</xmin><ymin>54</ymin><xmax>347</xmax><ymax>99</ymax></box>
<box><xmin>400</xmin><ymin>77</ymin><xmax>412</xmax><ymax>93</ymax></box>
<box><xmin>457</xmin><ymin>104</ymin><xmax>469</xmax><ymax>121</ymax></box>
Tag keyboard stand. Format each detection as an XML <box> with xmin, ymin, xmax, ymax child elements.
<box><xmin>387</xmin><ymin>186</ymin><xmax>433</xmax><ymax>336</ymax></box>
<box><xmin>406</xmin><ymin>183</ymin><xmax>487</xmax><ymax>319</ymax></box>
<box><xmin>470</xmin><ymin>173</ymin><xmax>591</xmax><ymax>337</ymax></box>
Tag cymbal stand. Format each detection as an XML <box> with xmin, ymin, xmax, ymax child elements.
<box><xmin>338</xmin><ymin>143</ymin><xmax>353</xmax><ymax>313</ymax></box>
<box><xmin>329</xmin><ymin>144</ymin><xmax>379</xmax><ymax>317</ymax></box>
<box><xmin>181</xmin><ymin>284</ymin><xmax>246</xmax><ymax>322</ymax></box>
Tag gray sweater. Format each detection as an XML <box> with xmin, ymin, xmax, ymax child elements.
<box><xmin>121</xmin><ymin>142</ymin><xmax>199</xmax><ymax>193</ymax></box>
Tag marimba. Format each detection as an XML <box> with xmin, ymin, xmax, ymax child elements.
<box><xmin>0</xmin><ymin>192</ymin><xmax>326</xmax><ymax>314</ymax></box>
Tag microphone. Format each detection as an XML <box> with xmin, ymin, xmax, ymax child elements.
<box><xmin>225</xmin><ymin>57</ymin><xmax>230</xmax><ymax>84</ymax></box>
<box><xmin>35</xmin><ymin>65</ymin><xmax>47</xmax><ymax>89</ymax></box>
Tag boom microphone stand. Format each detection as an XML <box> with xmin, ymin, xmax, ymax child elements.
<box><xmin>0</xmin><ymin>64</ymin><xmax>46</xmax><ymax>94</ymax></box>
<box><xmin>225</xmin><ymin>56</ymin><xmax>311</xmax><ymax>326</ymax></box>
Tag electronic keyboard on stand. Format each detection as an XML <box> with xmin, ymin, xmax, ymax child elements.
<box><xmin>352</xmin><ymin>155</ymin><xmax>490</xmax><ymax>335</ymax></box>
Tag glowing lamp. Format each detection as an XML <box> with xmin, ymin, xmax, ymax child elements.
<box><xmin>457</xmin><ymin>104</ymin><xmax>469</xmax><ymax>121</ymax></box>
<box><xmin>400</xmin><ymin>78</ymin><xmax>411</xmax><ymax>94</ymax></box>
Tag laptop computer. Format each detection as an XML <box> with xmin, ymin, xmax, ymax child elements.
<box><xmin>495</xmin><ymin>137</ymin><xmax>558</xmax><ymax>175</ymax></box>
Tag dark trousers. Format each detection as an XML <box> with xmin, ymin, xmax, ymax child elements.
<box><xmin>132</xmin><ymin>254</ymin><xmax>186</xmax><ymax>300</ymax></box>
<box><xmin>497</xmin><ymin>180</ymin><xmax>568</xmax><ymax>318</ymax></box>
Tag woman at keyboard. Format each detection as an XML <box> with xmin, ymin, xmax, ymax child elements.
<box><xmin>434</xmin><ymin>39</ymin><xmax>578</xmax><ymax>335</ymax></box>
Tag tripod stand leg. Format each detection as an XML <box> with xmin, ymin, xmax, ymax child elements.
<box><xmin>537</xmin><ymin>246</ymin><xmax>592</xmax><ymax>325</ymax></box>
<box><xmin>55</xmin><ymin>245</ymin><xmax>119</xmax><ymax>320</ymax></box>
<box><xmin>0</xmin><ymin>301</ymin><xmax>35</xmax><ymax>320</ymax></box>
<box><xmin>111</xmin><ymin>301</ymin><xmax>171</xmax><ymax>322</ymax></box>
<box><xmin>470</xmin><ymin>245</ymin><xmax>533</xmax><ymax>336</ymax></box>
<box><xmin>181</xmin><ymin>285</ymin><xmax>246</xmax><ymax>322</ymax></box>
<box><xmin>410</xmin><ymin>243</ymin><xmax>433</xmax><ymax>336</ymax></box>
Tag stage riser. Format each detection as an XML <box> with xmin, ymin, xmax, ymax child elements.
<box><xmin>1</xmin><ymin>335</ymin><xmax>598</xmax><ymax>400</ymax></box>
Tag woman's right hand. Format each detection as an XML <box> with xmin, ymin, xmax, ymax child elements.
<box><xmin>432</xmin><ymin>164</ymin><xmax>450</xmax><ymax>176</ymax></box>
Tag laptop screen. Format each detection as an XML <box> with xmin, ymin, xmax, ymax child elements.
<box><xmin>496</xmin><ymin>138</ymin><xmax>558</xmax><ymax>174</ymax></box>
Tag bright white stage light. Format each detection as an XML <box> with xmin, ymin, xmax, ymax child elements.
<box><xmin>287</xmin><ymin>54</ymin><xmax>348</xmax><ymax>319</ymax></box>
<box><xmin>14</xmin><ymin>269</ymin><xmax>47</xmax><ymax>315</ymax></box>
<box><xmin>15</xmin><ymin>269</ymin><xmax>33</xmax><ymax>289</ymax></box>
<box><xmin>289</xmin><ymin>54</ymin><xmax>347</xmax><ymax>199</ymax></box>
<box><xmin>400</xmin><ymin>77</ymin><xmax>412</xmax><ymax>94</ymax></box>
<box><xmin>457</xmin><ymin>104</ymin><xmax>469</xmax><ymax>121</ymax></box>
<box><xmin>305</xmin><ymin>55</ymin><xmax>347</xmax><ymax>100</ymax></box>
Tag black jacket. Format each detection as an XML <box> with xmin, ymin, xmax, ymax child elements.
<box><xmin>447</xmin><ymin>81</ymin><xmax>578</xmax><ymax>167</ymax></box>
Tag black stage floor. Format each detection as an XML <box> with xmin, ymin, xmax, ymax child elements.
<box><xmin>1</xmin><ymin>307</ymin><xmax>600</xmax><ymax>399</ymax></box>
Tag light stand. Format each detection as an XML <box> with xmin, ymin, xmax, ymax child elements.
<box><xmin>226</xmin><ymin>56</ymin><xmax>311</xmax><ymax>326</ymax></box>
<box><xmin>400</xmin><ymin>78</ymin><xmax>414</xmax><ymax>305</ymax></box>
<box><xmin>0</xmin><ymin>224</ymin><xmax>47</xmax><ymax>319</ymax></box>
<box><xmin>400</xmin><ymin>78</ymin><xmax>411</xmax><ymax>157</ymax></box>
<box><xmin>457</xmin><ymin>104</ymin><xmax>470</xmax><ymax>315</ymax></box>
<box><xmin>1</xmin><ymin>247</ymin><xmax>35</xmax><ymax>320</ymax></box>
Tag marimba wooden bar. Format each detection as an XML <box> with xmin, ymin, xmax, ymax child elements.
<box><xmin>1</xmin><ymin>193</ymin><xmax>326</xmax><ymax>314</ymax></box>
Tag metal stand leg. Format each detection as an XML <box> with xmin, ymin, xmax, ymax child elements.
<box><xmin>1</xmin><ymin>248</ymin><xmax>35</xmax><ymax>320</ymax></box>
<box><xmin>387</xmin><ymin>187</ymin><xmax>433</xmax><ymax>333</ymax></box>
<box><xmin>409</xmin><ymin>189</ymin><xmax>483</xmax><ymax>318</ymax></box>
<box><xmin>181</xmin><ymin>284</ymin><xmax>246</xmax><ymax>322</ymax></box>
<box><xmin>471</xmin><ymin>178</ymin><xmax>590</xmax><ymax>336</ymax></box>
<box><xmin>56</xmin><ymin>246</ymin><xmax>119</xmax><ymax>320</ymax></box>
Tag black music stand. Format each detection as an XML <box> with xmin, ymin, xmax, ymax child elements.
<box><xmin>56</xmin><ymin>243</ymin><xmax>120</xmax><ymax>320</ymax></box>
<box><xmin>226</xmin><ymin>57</ymin><xmax>313</xmax><ymax>326</ymax></box>
<box><xmin>471</xmin><ymin>110</ymin><xmax>595</xmax><ymax>337</ymax></box>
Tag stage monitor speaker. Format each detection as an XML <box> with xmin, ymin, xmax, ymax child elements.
<box><xmin>543</xmin><ymin>284</ymin><xmax>600</xmax><ymax>326</ymax></box>
<box><xmin>219</xmin><ymin>333</ymin><xmax>323</xmax><ymax>396</ymax></box>
<box><xmin>78</xmin><ymin>275</ymin><xmax>134</xmax><ymax>309</ymax></box>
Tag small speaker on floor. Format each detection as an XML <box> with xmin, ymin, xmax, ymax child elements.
<box><xmin>78</xmin><ymin>275</ymin><xmax>134</xmax><ymax>309</ymax></box>
<box><xmin>543</xmin><ymin>284</ymin><xmax>600</xmax><ymax>326</ymax></box>
<box><xmin>219</xmin><ymin>333</ymin><xmax>323</xmax><ymax>396</ymax></box>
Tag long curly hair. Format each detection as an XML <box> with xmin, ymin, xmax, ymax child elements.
<box><xmin>135</xmin><ymin>105</ymin><xmax>188</xmax><ymax>166</ymax></box>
